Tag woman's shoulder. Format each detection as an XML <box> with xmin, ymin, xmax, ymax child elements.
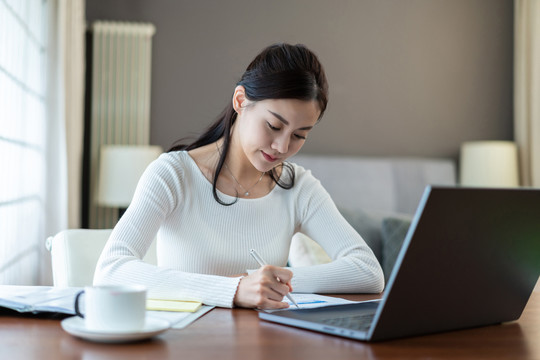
<box><xmin>287</xmin><ymin>160</ymin><xmax>317</xmax><ymax>180</ymax></box>
<box><xmin>145</xmin><ymin>150</ymin><xmax>194</xmax><ymax>179</ymax></box>
<box><xmin>284</xmin><ymin>160</ymin><xmax>333</xmax><ymax>216</ymax></box>
<box><xmin>154</xmin><ymin>150</ymin><xmax>190</xmax><ymax>166</ymax></box>
<box><xmin>285</xmin><ymin>160</ymin><xmax>322</xmax><ymax>191</ymax></box>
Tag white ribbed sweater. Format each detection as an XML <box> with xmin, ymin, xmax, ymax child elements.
<box><xmin>93</xmin><ymin>151</ymin><xmax>384</xmax><ymax>308</ymax></box>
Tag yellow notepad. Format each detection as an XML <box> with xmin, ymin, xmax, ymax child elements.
<box><xmin>146</xmin><ymin>299</ymin><xmax>203</xmax><ymax>312</ymax></box>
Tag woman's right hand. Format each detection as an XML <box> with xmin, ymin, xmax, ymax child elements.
<box><xmin>233</xmin><ymin>265</ymin><xmax>294</xmax><ymax>309</ymax></box>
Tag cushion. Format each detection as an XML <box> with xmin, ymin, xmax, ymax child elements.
<box><xmin>289</xmin><ymin>232</ymin><xmax>332</xmax><ymax>267</ymax></box>
<box><xmin>381</xmin><ymin>215</ymin><xmax>412</xmax><ymax>282</ymax></box>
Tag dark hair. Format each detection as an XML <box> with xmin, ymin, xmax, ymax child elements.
<box><xmin>169</xmin><ymin>43</ymin><xmax>329</xmax><ymax>205</ymax></box>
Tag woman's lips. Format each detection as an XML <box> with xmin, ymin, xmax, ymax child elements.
<box><xmin>262</xmin><ymin>151</ymin><xmax>278</xmax><ymax>162</ymax></box>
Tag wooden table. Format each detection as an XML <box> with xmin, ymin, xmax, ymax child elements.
<box><xmin>1</xmin><ymin>290</ymin><xmax>539</xmax><ymax>360</ymax></box>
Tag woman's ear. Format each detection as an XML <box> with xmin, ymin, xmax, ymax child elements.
<box><xmin>232</xmin><ymin>85</ymin><xmax>248</xmax><ymax>113</ymax></box>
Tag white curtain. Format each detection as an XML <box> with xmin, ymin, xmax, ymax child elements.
<box><xmin>50</xmin><ymin>0</ymin><xmax>86</xmax><ymax>230</ymax></box>
<box><xmin>44</xmin><ymin>0</ymin><xmax>86</xmax><ymax>283</ymax></box>
<box><xmin>514</xmin><ymin>0</ymin><xmax>540</xmax><ymax>187</ymax></box>
<box><xmin>0</xmin><ymin>0</ymin><xmax>85</xmax><ymax>285</ymax></box>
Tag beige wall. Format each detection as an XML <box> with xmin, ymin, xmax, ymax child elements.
<box><xmin>87</xmin><ymin>0</ymin><xmax>513</xmax><ymax>159</ymax></box>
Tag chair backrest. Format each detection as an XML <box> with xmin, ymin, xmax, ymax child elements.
<box><xmin>45</xmin><ymin>229</ymin><xmax>157</xmax><ymax>287</ymax></box>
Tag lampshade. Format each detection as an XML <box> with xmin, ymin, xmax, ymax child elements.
<box><xmin>459</xmin><ymin>141</ymin><xmax>519</xmax><ymax>187</ymax></box>
<box><xmin>97</xmin><ymin>145</ymin><xmax>162</xmax><ymax>207</ymax></box>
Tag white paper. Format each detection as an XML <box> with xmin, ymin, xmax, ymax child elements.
<box><xmin>261</xmin><ymin>293</ymin><xmax>358</xmax><ymax>313</ymax></box>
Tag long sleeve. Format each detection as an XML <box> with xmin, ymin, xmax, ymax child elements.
<box><xmin>288</xmin><ymin>167</ymin><xmax>385</xmax><ymax>294</ymax></box>
<box><xmin>93</xmin><ymin>153</ymin><xmax>243</xmax><ymax>308</ymax></box>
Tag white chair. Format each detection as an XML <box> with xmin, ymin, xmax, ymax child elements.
<box><xmin>45</xmin><ymin>229</ymin><xmax>157</xmax><ymax>287</ymax></box>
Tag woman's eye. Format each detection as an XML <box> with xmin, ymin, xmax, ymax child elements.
<box><xmin>294</xmin><ymin>134</ymin><xmax>307</xmax><ymax>140</ymax></box>
<box><xmin>267</xmin><ymin>122</ymin><xmax>279</xmax><ymax>131</ymax></box>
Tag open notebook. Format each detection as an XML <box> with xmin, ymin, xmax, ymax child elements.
<box><xmin>0</xmin><ymin>285</ymin><xmax>212</xmax><ymax>329</ymax></box>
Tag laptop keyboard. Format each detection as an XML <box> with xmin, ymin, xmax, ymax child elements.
<box><xmin>319</xmin><ymin>313</ymin><xmax>375</xmax><ymax>331</ymax></box>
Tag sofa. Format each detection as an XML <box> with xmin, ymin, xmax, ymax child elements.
<box><xmin>288</xmin><ymin>154</ymin><xmax>457</xmax><ymax>282</ymax></box>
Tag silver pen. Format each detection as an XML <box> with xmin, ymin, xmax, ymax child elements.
<box><xmin>249</xmin><ymin>249</ymin><xmax>299</xmax><ymax>308</ymax></box>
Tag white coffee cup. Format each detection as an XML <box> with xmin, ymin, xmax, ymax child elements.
<box><xmin>74</xmin><ymin>285</ymin><xmax>147</xmax><ymax>333</ymax></box>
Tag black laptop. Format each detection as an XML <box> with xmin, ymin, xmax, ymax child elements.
<box><xmin>259</xmin><ymin>186</ymin><xmax>540</xmax><ymax>341</ymax></box>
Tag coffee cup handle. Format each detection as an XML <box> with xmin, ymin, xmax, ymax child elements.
<box><xmin>74</xmin><ymin>290</ymin><xmax>85</xmax><ymax>318</ymax></box>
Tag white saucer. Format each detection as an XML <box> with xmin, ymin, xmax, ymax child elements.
<box><xmin>61</xmin><ymin>316</ymin><xmax>171</xmax><ymax>343</ymax></box>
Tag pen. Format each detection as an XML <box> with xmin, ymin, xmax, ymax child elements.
<box><xmin>249</xmin><ymin>249</ymin><xmax>299</xmax><ymax>308</ymax></box>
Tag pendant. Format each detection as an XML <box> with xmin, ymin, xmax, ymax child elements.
<box><xmin>244</xmin><ymin>192</ymin><xmax>250</xmax><ymax>196</ymax></box>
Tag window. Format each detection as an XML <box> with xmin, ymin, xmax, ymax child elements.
<box><xmin>0</xmin><ymin>0</ymin><xmax>49</xmax><ymax>284</ymax></box>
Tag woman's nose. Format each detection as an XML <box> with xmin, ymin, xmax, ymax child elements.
<box><xmin>272</xmin><ymin>135</ymin><xmax>290</xmax><ymax>154</ymax></box>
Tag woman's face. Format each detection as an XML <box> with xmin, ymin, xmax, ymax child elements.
<box><xmin>234</xmin><ymin>95</ymin><xmax>320</xmax><ymax>172</ymax></box>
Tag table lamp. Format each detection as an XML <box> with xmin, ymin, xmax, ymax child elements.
<box><xmin>97</xmin><ymin>145</ymin><xmax>163</xmax><ymax>217</ymax></box>
<box><xmin>459</xmin><ymin>141</ymin><xmax>519</xmax><ymax>187</ymax></box>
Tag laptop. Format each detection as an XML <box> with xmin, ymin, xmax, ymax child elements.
<box><xmin>259</xmin><ymin>186</ymin><xmax>540</xmax><ymax>341</ymax></box>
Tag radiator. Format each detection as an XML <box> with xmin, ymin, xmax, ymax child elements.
<box><xmin>88</xmin><ymin>21</ymin><xmax>156</xmax><ymax>229</ymax></box>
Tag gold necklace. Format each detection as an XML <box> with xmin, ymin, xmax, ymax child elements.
<box><xmin>215</xmin><ymin>142</ymin><xmax>265</xmax><ymax>196</ymax></box>
<box><xmin>224</xmin><ymin>162</ymin><xmax>265</xmax><ymax>196</ymax></box>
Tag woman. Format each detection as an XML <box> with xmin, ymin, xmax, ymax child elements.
<box><xmin>94</xmin><ymin>43</ymin><xmax>384</xmax><ymax>309</ymax></box>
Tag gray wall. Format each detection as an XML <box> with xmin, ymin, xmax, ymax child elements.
<box><xmin>86</xmin><ymin>0</ymin><xmax>514</xmax><ymax>160</ymax></box>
